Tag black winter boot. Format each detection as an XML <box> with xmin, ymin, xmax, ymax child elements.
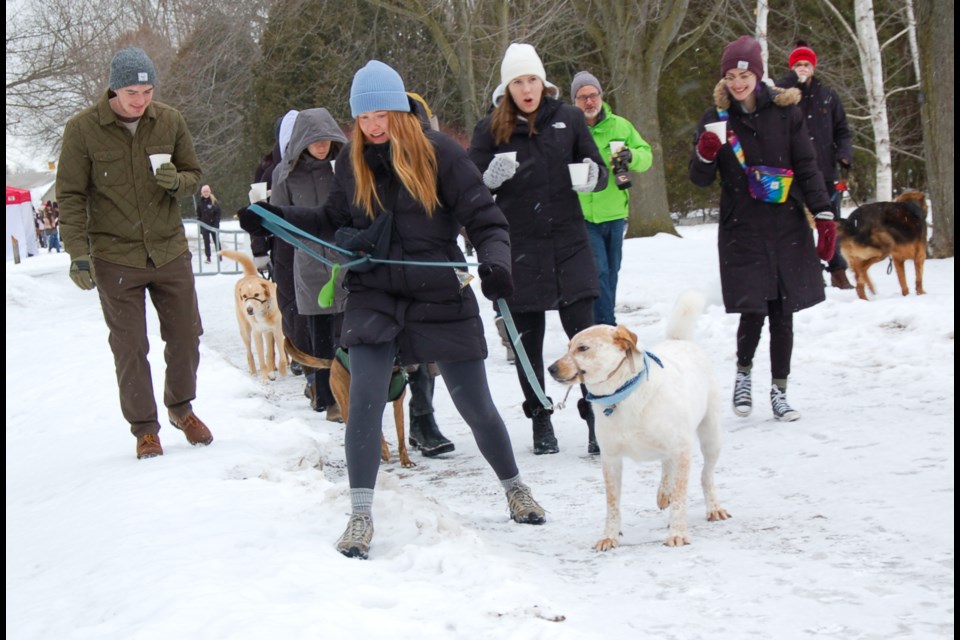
<box><xmin>524</xmin><ymin>400</ymin><xmax>558</xmax><ymax>455</ymax></box>
<box><xmin>578</xmin><ymin>398</ymin><xmax>599</xmax><ymax>455</ymax></box>
<box><xmin>408</xmin><ymin>413</ymin><xmax>455</xmax><ymax>457</ymax></box>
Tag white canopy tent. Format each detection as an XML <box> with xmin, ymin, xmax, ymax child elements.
<box><xmin>6</xmin><ymin>186</ymin><xmax>39</xmax><ymax>261</ymax></box>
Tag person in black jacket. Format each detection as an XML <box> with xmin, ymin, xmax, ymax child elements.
<box><xmin>240</xmin><ymin>60</ymin><xmax>546</xmax><ymax>560</ymax></box>
<box><xmin>469</xmin><ymin>42</ymin><xmax>607</xmax><ymax>456</ymax></box>
<box><xmin>197</xmin><ymin>185</ymin><xmax>221</xmax><ymax>263</ymax></box>
<box><xmin>689</xmin><ymin>36</ymin><xmax>836</xmax><ymax>423</ymax></box>
<box><xmin>776</xmin><ymin>41</ymin><xmax>855</xmax><ymax>290</ymax></box>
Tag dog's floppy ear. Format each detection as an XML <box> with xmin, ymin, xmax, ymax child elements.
<box><xmin>612</xmin><ymin>325</ymin><xmax>638</xmax><ymax>353</ymax></box>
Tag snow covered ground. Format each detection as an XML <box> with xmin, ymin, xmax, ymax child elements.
<box><xmin>6</xmin><ymin>222</ymin><xmax>954</xmax><ymax>639</ymax></box>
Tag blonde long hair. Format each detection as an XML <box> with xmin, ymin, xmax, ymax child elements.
<box><xmin>351</xmin><ymin>111</ymin><xmax>440</xmax><ymax>219</ymax></box>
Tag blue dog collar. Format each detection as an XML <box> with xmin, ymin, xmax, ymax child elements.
<box><xmin>586</xmin><ymin>351</ymin><xmax>664</xmax><ymax>416</ymax></box>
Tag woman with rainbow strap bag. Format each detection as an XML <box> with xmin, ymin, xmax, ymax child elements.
<box><xmin>689</xmin><ymin>35</ymin><xmax>836</xmax><ymax>424</ymax></box>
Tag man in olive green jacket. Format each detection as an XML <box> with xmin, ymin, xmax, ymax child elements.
<box><xmin>56</xmin><ymin>47</ymin><xmax>213</xmax><ymax>460</ymax></box>
<box><xmin>572</xmin><ymin>71</ymin><xmax>653</xmax><ymax>327</ymax></box>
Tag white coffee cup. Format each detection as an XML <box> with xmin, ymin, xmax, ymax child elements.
<box><xmin>149</xmin><ymin>153</ymin><xmax>172</xmax><ymax>174</ymax></box>
<box><xmin>568</xmin><ymin>162</ymin><xmax>589</xmax><ymax>186</ymax></box>
<box><xmin>330</xmin><ymin>160</ymin><xmax>336</xmax><ymax>174</ymax></box>
<box><xmin>249</xmin><ymin>182</ymin><xmax>268</xmax><ymax>203</ymax></box>
<box><xmin>495</xmin><ymin>151</ymin><xmax>517</xmax><ymax>163</ymax></box>
<box><xmin>704</xmin><ymin>121</ymin><xmax>727</xmax><ymax>139</ymax></box>
<box><xmin>609</xmin><ymin>141</ymin><xmax>625</xmax><ymax>155</ymax></box>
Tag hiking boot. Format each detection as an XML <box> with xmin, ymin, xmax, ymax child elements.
<box><xmin>168</xmin><ymin>410</ymin><xmax>214</xmax><ymax>446</ymax></box>
<box><xmin>408</xmin><ymin>413</ymin><xmax>455</xmax><ymax>457</ymax></box>
<box><xmin>506</xmin><ymin>483</ymin><xmax>546</xmax><ymax>525</ymax></box>
<box><xmin>136</xmin><ymin>434</ymin><xmax>163</xmax><ymax>459</ymax></box>
<box><xmin>579</xmin><ymin>398</ymin><xmax>600</xmax><ymax>455</ymax></box>
<box><xmin>290</xmin><ymin>361</ymin><xmax>303</xmax><ymax>376</ymax></box>
<box><xmin>733</xmin><ymin>370</ymin><xmax>752</xmax><ymax>417</ymax></box>
<box><xmin>495</xmin><ymin>316</ymin><xmax>516</xmax><ymax>365</ymax></box>
<box><xmin>325</xmin><ymin>403</ymin><xmax>343</xmax><ymax>423</ymax></box>
<box><xmin>770</xmin><ymin>385</ymin><xmax>801</xmax><ymax>422</ymax></box>
<box><xmin>830</xmin><ymin>270</ymin><xmax>854</xmax><ymax>290</ymax></box>
<box><xmin>335</xmin><ymin>513</ymin><xmax>374</xmax><ymax>559</ymax></box>
<box><xmin>528</xmin><ymin>404</ymin><xmax>558</xmax><ymax>455</ymax></box>
<box><xmin>305</xmin><ymin>382</ymin><xmax>325</xmax><ymax>413</ymax></box>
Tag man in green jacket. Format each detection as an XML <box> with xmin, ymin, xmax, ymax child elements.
<box><xmin>572</xmin><ymin>71</ymin><xmax>653</xmax><ymax>326</ymax></box>
<box><xmin>56</xmin><ymin>47</ymin><xmax>213</xmax><ymax>460</ymax></box>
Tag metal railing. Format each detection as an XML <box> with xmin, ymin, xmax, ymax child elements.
<box><xmin>182</xmin><ymin>219</ymin><xmax>247</xmax><ymax>276</ymax></box>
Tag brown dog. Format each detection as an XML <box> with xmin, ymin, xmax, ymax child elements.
<box><xmin>220</xmin><ymin>250</ymin><xmax>288</xmax><ymax>381</ymax></box>
<box><xmin>837</xmin><ymin>191</ymin><xmax>927</xmax><ymax>301</ymax></box>
<box><xmin>284</xmin><ymin>338</ymin><xmax>415</xmax><ymax>468</ymax></box>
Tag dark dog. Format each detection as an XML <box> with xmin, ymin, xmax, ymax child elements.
<box><xmin>837</xmin><ymin>191</ymin><xmax>927</xmax><ymax>301</ymax></box>
<box><xmin>284</xmin><ymin>338</ymin><xmax>415</xmax><ymax>468</ymax></box>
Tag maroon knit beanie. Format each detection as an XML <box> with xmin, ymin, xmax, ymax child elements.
<box><xmin>788</xmin><ymin>43</ymin><xmax>817</xmax><ymax>69</ymax></box>
<box><xmin>720</xmin><ymin>36</ymin><xmax>764</xmax><ymax>81</ymax></box>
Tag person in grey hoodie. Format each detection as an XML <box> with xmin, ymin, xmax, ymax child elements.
<box><xmin>270</xmin><ymin>108</ymin><xmax>348</xmax><ymax>419</ymax></box>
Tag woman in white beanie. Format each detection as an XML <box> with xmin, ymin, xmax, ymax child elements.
<box><xmin>469</xmin><ymin>43</ymin><xmax>607</xmax><ymax>456</ymax></box>
<box><xmin>240</xmin><ymin>60</ymin><xmax>546</xmax><ymax>560</ymax></box>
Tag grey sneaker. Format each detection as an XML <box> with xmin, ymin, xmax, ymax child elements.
<box><xmin>733</xmin><ymin>370</ymin><xmax>752</xmax><ymax>417</ymax></box>
<box><xmin>335</xmin><ymin>513</ymin><xmax>374</xmax><ymax>559</ymax></box>
<box><xmin>506</xmin><ymin>484</ymin><xmax>546</xmax><ymax>525</ymax></box>
<box><xmin>770</xmin><ymin>385</ymin><xmax>801</xmax><ymax>422</ymax></box>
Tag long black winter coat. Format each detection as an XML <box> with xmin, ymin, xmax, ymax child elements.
<box><xmin>282</xmin><ymin>130</ymin><xmax>511</xmax><ymax>365</ymax></box>
<box><xmin>689</xmin><ymin>82</ymin><xmax>832</xmax><ymax>314</ymax></box>
<box><xmin>469</xmin><ymin>97</ymin><xmax>605</xmax><ymax>312</ymax></box>
<box><xmin>198</xmin><ymin>196</ymin><xmax>221</xmax><ymax>228</ymax></box>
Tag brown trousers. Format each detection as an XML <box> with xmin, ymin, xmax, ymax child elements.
<box><xmin>95</xmin><ymin>252</ymin><xmax>203</xmax><ymax>437</ymax></box>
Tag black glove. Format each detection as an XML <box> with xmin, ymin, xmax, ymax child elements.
<box><xmin>154</xmin><ymin>163</ymin><xmax>180</xmax><ymax>191</ymax></box>
<box><xmin>238</xmin><ymin>201</ymin><xmax>283</xmax><ymax>236</ymax></box>
<box><xmin>614</xmin><ymin>147</ymin><xmax>632</xmax><ymax>164</ymax></box>
<box><xmin>478</xmin><ymin>263</ymin><xmax>514</xmax><ymax>301</ymax></box>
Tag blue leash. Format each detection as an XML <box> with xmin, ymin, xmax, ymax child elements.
<box><xmin>247</xmin><ymin>203</ymin><xmax>553</xmax><ymax>410</ymax></box>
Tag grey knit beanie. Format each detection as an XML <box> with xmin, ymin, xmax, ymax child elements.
<box><xmin>349</xmin><ymin>60</ymin><xmax>410</xmax><ymax>118</ymax></box>
<box><xmin>571</xmin><ymin>71</ymin><xmax>602</xmax><ymax>100</ymax></box>
<box><xmin>109</xmin><ymin>47</ymin><xmax>157</xmax><ymax>90</ymax></box>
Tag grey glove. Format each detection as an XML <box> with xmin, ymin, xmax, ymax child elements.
<box><xmin>482</xmin><ymin>155</ymin><xmax>519</xmax><ymax>190</ymax></box>
<box><xmin>572</xmin><ymin>158</ymin><xmax>599</xmax><ymax>193</ymax></box>
<box><xmin>154</xmin><ymin>163</ymin><xmax>180</xmax><ymax>191</ymax></box>
<box><xmin>253</xmin><ymin>255</ymin><xmax>271</xmax><ymax>271</ymax></box>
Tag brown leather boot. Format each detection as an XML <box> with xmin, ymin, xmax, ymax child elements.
<box><xmin>136</xmin><ymin>434</ymin><xmax>163</xmax><ymax>459</ymax></box>
<box><xmin>168</xmin><ymin>411</ymin><xmax>214</xmax><ymax>446</ymax></box>
<box><xmin>830</xmin><ymin>270</ymin><xmax>854</xmax><ymax>290</ymax></box>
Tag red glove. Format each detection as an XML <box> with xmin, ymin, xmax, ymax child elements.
<box><xmin>816</xmin><ymin>219</ymin><xmax>837</xmax><ymax>262</ymax></box>
<box><xmin>696</xmin><ymin>132</ymin><xmax>722</xmax><ymax>162</ymax></box>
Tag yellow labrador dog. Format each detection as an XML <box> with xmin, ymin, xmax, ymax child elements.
<box><xmin>549</xmin><ymin>291</ymin><xmax>730</xmax><ymax>550</ymax></box>
<box><xmin>220</xmin><ymin>250</ymin><xmax>287</xmax><ymax>382</ymax></box>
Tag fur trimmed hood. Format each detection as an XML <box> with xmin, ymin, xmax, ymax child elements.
<box><xmin>713</xmin><ymin>80</ymin><xmax>800</xmax><ymax>110</ymax></box>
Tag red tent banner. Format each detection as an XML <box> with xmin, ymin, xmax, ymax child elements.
<box><xmin>6</xmin><ymin>186</ymin><xmax>32</xmax><ymax>205</ymax></box>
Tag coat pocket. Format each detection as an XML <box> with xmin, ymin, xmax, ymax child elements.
<box><xmin>92</xmin><ymin>150</ymin><xmax>126</xmax><ymax>186</ymax></box>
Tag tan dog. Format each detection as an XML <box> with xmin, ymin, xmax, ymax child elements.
<box><xmin>549</xmin><ymin>291</ymin><xmax>730</xmax><ymax>550</ymax></box>
<box><xmin>837</xmin><ymin>190</ymin><xmax>928</xmax><ymax>301</ymax></box>
<box><xmin>284</xmin><ymin>338</ymin><xmax>415</xmax><ymax>468</ymax></box>
<box><xmin>220</xmin><ymin>250</ymin><xmax>287</xmax><ymax>382</ymax></box>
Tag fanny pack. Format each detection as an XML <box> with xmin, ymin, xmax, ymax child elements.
<box><xmin>716</xmin><ymin>109</ymin><xmax>794</xmax><ymax>204</ymax></box>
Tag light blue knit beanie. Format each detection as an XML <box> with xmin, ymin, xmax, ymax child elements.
<box><xmin>109</xmin><ymin>47</ymin><xmax>157</xmax><ymax>90</ymax></box>
<box><xmin>349</xmin><ymin>60</ymin><xmax>410</xmax><ymax>118</ymax></box>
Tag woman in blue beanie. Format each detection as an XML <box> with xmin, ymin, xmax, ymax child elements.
<box><xmin>240</xmin><ymin>60</ymin><xmax>546</xmax><ymax>559</ymax></box>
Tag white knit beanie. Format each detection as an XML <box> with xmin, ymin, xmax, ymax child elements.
<box><xmin>492</xmin><ymin>43</ymin><xmax>559</xmax><ymax>106</ymax></box>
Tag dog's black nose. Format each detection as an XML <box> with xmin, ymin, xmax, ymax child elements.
<box><xmin>547</xmin><ymin>363</ymin><xmax>558</xmax><ymax>376</ymax></box>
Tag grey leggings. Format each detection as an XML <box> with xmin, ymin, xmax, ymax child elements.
<box><xmin>345</xmin><ymin>341</ymin><xmax>519</xmax><ymax>489</ymax></box>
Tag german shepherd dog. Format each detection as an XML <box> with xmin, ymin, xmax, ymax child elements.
<box><xmin>837</xmin><ymin>191</ymin><xmax>927</xmax><ymax>301</ymax></box>
<box><xmin>284</xmin><ymin>338</ymin><xmax>415</xmax><ymax>468</ymax></box>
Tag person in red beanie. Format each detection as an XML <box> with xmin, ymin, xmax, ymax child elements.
<box><xmin>689</xmin><ymin>35</ymin><xmax>835</xmax><ymax>423</ymax></box>
<box><xmin>777</xmin><ymin>40</ymin><xmax>855</xmax><ymax>290</ymax></box>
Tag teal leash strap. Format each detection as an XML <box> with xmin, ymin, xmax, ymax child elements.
<box><xmin>496</xmin><ymin>298</ymin><xmax>552</xmax><ymax>411</ymax></box>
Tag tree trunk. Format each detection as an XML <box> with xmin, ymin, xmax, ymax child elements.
<box><xmin>854</xmin><ymin>0</ymin><xmax>893</xmax><ymax>202</ymax></box>
<box><xmin>916</xmin><ymin>0</ymin><xmax>954</xmax><ymax>257</ymax></box>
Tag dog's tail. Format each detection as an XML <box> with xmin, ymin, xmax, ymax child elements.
<box><xmin>219</xmin><ymin>249</ymin><xmax>258</xmax><ymax>277</ymax></box>
<box><xmin>665</xmin><ymin>290</ymin><xmax>705</xmax><ymax>342</ymax></box>
<box><xmin>284</xmin><ymin>336</ymin><xmax>333</xmax><ymax>369</ymax></box>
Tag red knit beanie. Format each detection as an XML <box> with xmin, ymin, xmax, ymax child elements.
<box><xmin>788</xmin><ymin>43</ymin><xmax>817</xmax><ymax>69</ymax></box>
<box><xmin>720</xmin><ymin>36</ymin><xmax>764</xmax><ymax>81</ymax></box>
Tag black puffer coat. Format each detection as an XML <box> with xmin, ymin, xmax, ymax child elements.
<box><xmin>198</xmin><ymin>196</ymin><xmax>221</xmax><ymax>228</ymax></box>
<box><xmin>282</xmin><ymin>129</ymin><xmax>510</xmax><ymax>365</ymax></box>
<box><xmin>689</xmin><ymin>82</ymin><xmax>832</xmax><ymax>314</ymax></box>
<box><xmin>469</xmin><ymin>96</ymin><xmax>605</xmax><ymax>312</ymax></box>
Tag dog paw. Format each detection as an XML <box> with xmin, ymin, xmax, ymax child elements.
<box><xmin>663</xmin><ymin>533</ymin><xmax>690</xmax><ymax>547</ymax></box>
<box><xmin>707</xmin><ymin>508</ymin><xmax>731</xmax><ymax>522</ymax></box>
<box><xmin>594</xmin><ymin>537</ymin><xmax>620</xmax><ymax>552</ymax></box>
<box><xmin>656</xmin><ymin>490</ymin><xmax>670</xmax><ymax>510</ymax></box>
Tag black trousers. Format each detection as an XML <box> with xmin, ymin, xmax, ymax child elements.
<box><xmin>736</xmin><ymin>297</ymin><xmax>793</xmax><ymax>380</ymax></box>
